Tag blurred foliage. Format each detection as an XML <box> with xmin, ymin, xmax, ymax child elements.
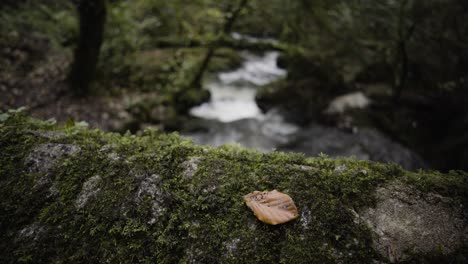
<box><xmin>2</xmin><ymin>0</ymin><xmax>468</xmax><ymax>128</ymax></box>
<box><xmin>0</xmin><ymin>1</ymin><xmax>77</xmax><ymax>49</ymax></box>
<box><xmin>274</xmin><ymin>0</ymin><xmax>468</xmax><ymax>95</ymax></box>
<box><xmin>0</xmin><ymin>0</ymin><xmax>77</xmax><ymax>72</ymax></box>
<box><xmin>94</xmin><ymin>0</ymin><xmax>247</xmax><ymax>92</ymax></box>
<box><xmin>2</xmin><ymin>0</ymin><xmax>467</xmax><ymax>93</ymax></box>
<box><xmin>224</xmin><ymin>0</ymin><xmax>467</xmax><ymax>101</ymax></box>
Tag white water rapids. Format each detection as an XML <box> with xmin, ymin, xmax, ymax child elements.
<box><xmin>185</xmin><ymin>51</ymin><xmax>298</xmax><ymax>151</ymax></box>
<box><xmin>182</xmin><ymin>50</ymin><xmax>425</xmax><ymax>170</ymax></box>
<box><xmin>189</xmin><ymin>51</ymin><xmax>287</xmax><ymax>123</ymax></box>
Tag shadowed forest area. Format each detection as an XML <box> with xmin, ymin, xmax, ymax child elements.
<box><xmin>1</xmin><ymin>0</ymin><xmax>468</xmax><ymax>171</ymax></box>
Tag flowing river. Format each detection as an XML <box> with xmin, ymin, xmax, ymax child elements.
<box><xmin>182</xmin><ymin>51</ymin><xmax>426</xmax><ymax>170</ymax></box>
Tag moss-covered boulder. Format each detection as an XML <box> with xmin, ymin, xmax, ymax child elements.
<box><xmin>1</xmin><ymin>112</ymin><xmax>467</xmax><ymax>263</ymax></box>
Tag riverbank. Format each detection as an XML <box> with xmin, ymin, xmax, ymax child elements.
<box><xmin>255</xmin><ymin>52</ymin><xmax>468</xmax><ymax>171</ymax></box>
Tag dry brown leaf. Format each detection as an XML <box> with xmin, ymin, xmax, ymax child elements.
<box><xmin>243</xmin><ymin>190</ymin><xmax>299</xmax><ymax>225</ymax></box>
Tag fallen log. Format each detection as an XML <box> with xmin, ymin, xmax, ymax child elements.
<box><xmin>153</xmin><ymin>35</ymin><xmax>289</xmax><ymax>52</ymax></box>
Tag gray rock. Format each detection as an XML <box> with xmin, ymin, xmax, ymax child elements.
<box><xmin>300</xmin><ymin>206</ymin><xmax>312</xmax><ymax>229</ymax></box>
<box><xmin>16</xmin><ymin>223</ymin><xmax>46</xmax><ymax>242</ymax></box>
<box><xmin>25</xmin><ymin>143</ymin><xmax>81</xmax><ymax>175</ymax></box>
<box><xmin>281</xmin><ymin>125</ymin><xmax>426</xmax><ymax>171</ymax></box>
<box><xmin>358</xmin><ymin>182</ymin><xmax>467</xmax><ymax>262</ymax></box>
<box><xmin>223</xmin><ymin>237</ymin><xmax>241</xmax><ymax>257</ymax></box>
<box><xmin>353</xmin><ymin>169</ymin><xmax>368</xmax><ymax>177</ymax></box>
<box><xmin>334</xmin><ymin>164</ymin><xmax>347</xmax><ymax>174</ymax></box>
<box><xmin>181</xmin><ymin>157</ymin><xmax>202</xmax><ymax>179</ymax></box>
<box><xmin>100</xmin><ymin>144</ymin><xmax>123</xmax><ymax>162</ymax></box>
<box><xmin>134</xmin><ymin>173</ymin><xmax>164</xmax><ymax>224</ymax></box>
<box><xmin>75</xmin><ymin>175</ymin><xmax>102</xmax><ymax>209</ymax></box>
<box><xmin>26</xmin><ymin>130</ymin><xmax>67</xmax><ymax>140</ymax></box>
<box><xmin>99</xmin><ymin>144</ymin><xmax>118</xmax><ymax>153</ymax></box>
<box><xmin>47</xmin><ymin>185</ymin><xmax>59</xmax><ymax>199</ymax></box>
<box><xmin>185</xmin><ymin>243</ymin><xmax>206</xmax><ymax>264</ymax></box>
<box><xmin>25</xmin><ymin>143</ymin><xmax>81</xmax><ymax>192</ymax></box>
<box><xmin>136</xmin><ymin>173</ymin><xmax>161</xmax><ymax>198</ymax></box>
<box><xmin>183</xmin><ymin>116</ymin><xmax>425</xmax><ymax>170</ymax></box>
<box><xmin>107</xmin><ymin>152</ymin><xmax>122</xmax><ymax>162</ymax></box>
<box><xmin>293</xmin><ymin>164</ymin><xmax>316</xmax><ymax>172</ymax></box>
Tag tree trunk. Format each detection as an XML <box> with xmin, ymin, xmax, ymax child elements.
<box><xmin>190</xmin><ymin>0</ymin><xmax>249</xmax><ymax>88</ymax></box>
<box><xmin>69</xmin><ymin>0</ymin><xmax>106</xmax><ymax>96</ymax></box>
<box><xmin>393</xmin><ymin>40</ymin><xmax>408</xmax><ymax>102</ymax></box>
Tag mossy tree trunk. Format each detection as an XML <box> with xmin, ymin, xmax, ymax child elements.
<box><xmin>69</xmin><ymin>0</ymin><xmax>106</xmax><ymax>96</ymax></box>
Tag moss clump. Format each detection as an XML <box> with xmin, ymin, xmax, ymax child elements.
<box><xmin>0</xmin><ymin>112</ymin><xmax>467</xmax><ymax>263</ymax></box>
<box><xmin>208</xmin><ymin>48</ymin><xmax>244</xmax><ymax>72</ymax></box>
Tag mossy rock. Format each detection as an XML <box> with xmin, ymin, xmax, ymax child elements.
<box><xmin>0</xmin><ymin>112</ymin><xmax>467</xmax><ymax>263</ymax></box>
<box><xmin>208</xmin><ymin>48</ymin><xmax>244</xmax><ymax>72</ymax></box>
<box><xmin>256</xmin><ymin>78</ymin><xmax>338</xmax><ymax>125</ymax></box>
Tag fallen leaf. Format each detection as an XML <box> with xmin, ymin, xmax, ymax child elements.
<box><xmin>243</xmin><ymin>190</ymin><xmax>299</xmax><ymax>225</ymax></box>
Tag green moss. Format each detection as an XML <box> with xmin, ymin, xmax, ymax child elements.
<box><xmin>403</xmin><ymin>169</ymin><xmax>468</xmax><ymax>206</ymax></box>
<box><xmin>1</xmin><ymin>113</ymin><xmax>467</xmax><ymax>263</ymax></box>
<box><xmin>208</xmin><ymin>48</ymin><xmax>244</xmax><ymax>72</ymax></box>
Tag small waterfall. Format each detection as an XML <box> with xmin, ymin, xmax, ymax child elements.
<box><xmin>185</xmin><ymin>51</ymin><xmax>297</xmax><ymax>151</ymax></box>
<box><xmin>182</xmin><ymin>49</ymin><xmax>425</xmax><ymax>170</ymax></box>
<box><xmin>189</xmin><ymin>51</ymin><xmax>286</xmax><ymax>123</ymax></box>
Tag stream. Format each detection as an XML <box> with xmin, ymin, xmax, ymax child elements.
<box><xmin>183</xmin><ymin>51</ymin><xmax>426</xmax><ymax>170</ymax></box>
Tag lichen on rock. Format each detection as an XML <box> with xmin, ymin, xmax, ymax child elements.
<box><xmin>134</xmin><ymin>172</ymin><xmax>164</xmax><ymax>224</ymax></box>
<box><xmin>24</xmin><ymin>143</ymin><xmax>81</xmax><ymax>196</ymax></box>
<box><xmin>25</xmin><ymin>143</ymin><xmax>81</xmax><ymax>175</ymax></box>
<box><xmin>75</xmin><ymin>175</ymin><xmax>102</xmax><ymax>209</ymax></box>
<box><xmin>181</xmin><ymin>156</ymin><xmax>202</xmax><ymax>179</ymax></box>
<box><xmin>26</xmin><ymin>130</ymin><xmax>67</xmax><ymax>140</ymax></box>
<box><xmin>358</xmin><ymin>181</ymin><xmax>468</xmax><ymax>262</ymax></box>
<box><xmin>16</xmin><ymin>223</ymin><xmax>46</xmax><ymax>242</ymax></box>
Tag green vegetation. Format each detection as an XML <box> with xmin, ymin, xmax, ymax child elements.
<box><xmin>1</xmin><ymin>112</ymin><xmax>466</xmax><ymax>263</ymax></box>
<box><xmin>0</xmin><ymin>0</ymin><xmax>250</xmax><ymax>131</ymax></box>
<box><xmin>251</xmin><ymin>0</ymin><xmax>468</xmax><ymax>170</ymax></box>
<box><xmin>2</xmin><ymin>0</ymin><xmax>467</xmax><ymax>102</ymax></box>
<box><xmin>0</xmin><ymin>1</ymin><xmax>76</xmax><ymax>75</ymax></box>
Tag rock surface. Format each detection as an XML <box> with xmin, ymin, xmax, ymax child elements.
<box><xmin>25</xmin><ymin>143</ymin><xmax>81</xmax><ymax>175</ymax></box>
<box><xmin>0</xmin><ymin>114</ymin><xmax>466</xmax><ymax>263</ymax></box>
<box><xmin>281</xmin><ymin>125</ymin><xmax>426</xmax><ymax>171</ymax></box>
<box><xmin>75</xmin><ymin>175</ymin><xmax>102</xmax><ymax>209</ymax></box>
<box><xmin>358</xmin><ymin>182</ymin><xmax>467</xmax><ymax>262</ymax></box>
